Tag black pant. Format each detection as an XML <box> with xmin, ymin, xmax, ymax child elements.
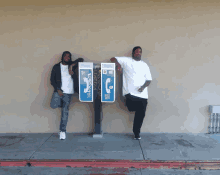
<box><xmin>125</xmin><ymin>93</ymin><xmax>148</xmax><ymax>136</ymax></box>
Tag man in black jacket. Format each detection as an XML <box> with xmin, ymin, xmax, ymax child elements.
<box><xmin>50</xmin><ymin>51</ymin><xmax>84</xmax><ymax>140</ymax></box>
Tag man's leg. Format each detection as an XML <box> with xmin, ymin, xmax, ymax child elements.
<box><xmin>132</xmin><ymin>98</ymin><xmax>148</xmax><ymax>137</ymax></box>
<box><xmin>59</xmin><ymin>94</ymin><xmax>72</xmax><ymax>133</ymax></box>
<box><xmin>125</xmin><ymin>93</ymin><xmax>136</xmax><ymax>112</ymax></box>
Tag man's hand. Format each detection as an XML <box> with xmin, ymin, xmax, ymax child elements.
<box><xmin>69</xmin><ymin>69</ymin><xmax>74</xmax><ymax>75</ymax></box>
<box><xmin>111</xmin><ymin>57</ymin><xmax>122</xmax><ymax>73</ymax></box>
<box><xmin>77</xmin><ymin>58</ymin><xmax>84</xmax><ymax>62</ymax></box>
<box><xmin>117</xmin><ymin>65</ymin><xmax>122</xmax><ymax>73</ymax></box>
<box><xmin>138</xmin><ymin>80</ymin><xmax>151</xmax><ymax>92</ymax></box>
<box><xmin>138</xmin><ymin>86</ymin><xmax>144</xmax><ymax>93</ymax></box>
<box><xmin>57</xmin><ymin>90</ymin><xmax>63</xmax><ymax>97</ymax></box>
<box><xmin>69</xmin><ymin>64</ymin><xmax>75</xmax><ymax>75</ymax></box>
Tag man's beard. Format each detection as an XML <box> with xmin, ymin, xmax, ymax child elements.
<box><xmin>133</xmin><ymin>56</ymin><xmax>141</xmax><ymax>61</ymax></box>
<box><xmin>63</xmin><ymin>60</ymin><xmax>71</xmax><ymax>65</ymax></box>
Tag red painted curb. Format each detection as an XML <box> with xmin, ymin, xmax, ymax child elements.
<box><xmin>0</xmin><ymin>160</ymin><xmax>220</xmax><ymax>170</ymax></box>
<box><xmin>0</xmin><ymin>161</ymin><xmax>27</xmax><ymax>167</ymax></box>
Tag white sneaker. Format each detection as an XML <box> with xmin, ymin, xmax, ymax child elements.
<box><xmin>59</xmin><ymin>131</ymin><xmax>66</xmax><ymax>140</ymax></box>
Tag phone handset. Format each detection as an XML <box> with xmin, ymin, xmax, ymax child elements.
<box><xmin>83</xmin><ymin>77</ymin><xmax>90</xmax><ymax>93</ymax></box>
<box><xmin>106</xmin><ymin>78</ymin><xmax>111</xmax><ymax>94</ymax></box>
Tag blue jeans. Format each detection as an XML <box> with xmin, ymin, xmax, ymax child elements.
<box><xmin>125</xmin><ymin>93</ymin><xmax>148</xmax><ymax>136</ymax></box>
<box><xmin>59</xmin><ymin>93</ymin><xmax>72</xmax><ymax>132</ymax></box>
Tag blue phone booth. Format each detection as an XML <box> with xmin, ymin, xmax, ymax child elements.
<box><xmin>79</xmin><ymin>63</ymin><xmax>93</xmax><ymax>102</ymax></box>
<box><xmin>101</xmin><ymin>63</ymin><xmax>115</xmax><ymax>103</ymax></box>
<box><xmin>79</xmin><ymin>62</ymin><xmax>115</xmax><ymax>138</ymax></box>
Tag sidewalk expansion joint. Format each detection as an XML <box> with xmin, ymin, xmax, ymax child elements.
<box><xmin>28</xmin><ymin>133</ymin><xmax>54</xmax><ymax>160</ymax></box>
<box><xmin>138</xmin><ymin>140</ymin><xmax>146</xmax><ymax>160</ymax></box>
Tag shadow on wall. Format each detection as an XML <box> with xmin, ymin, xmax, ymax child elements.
<box><xmin>102</xmin><ymin>48</ymin><xmax>152</xmax><ymax>124</ymax></box>
<box><xmin>147</xmin><ymin>79</ymin><xmax>190</xmax><ymax>132</ymax></box>
<box><xmin>101</xmin><ymin>48</ymin><xmax>132</xmax><ymax>110</ymax></box>
<box><xmin>29</xmin><ymin>48</ymin><xmax>153</xmax><ymax>132</ymax></box>
<box><xmin>29</xmin><ymin>53</ymin><xmax>62</xmax><ymax>123</ymax></box>
<box><xmin>30</xmin><ymin>53</ymin><xmax>59</xmax><ymax>111</ymax></box>
<box><xmin>29</xmin><ymin>53</ymin><xmax>88</xmax><ymax>130</ymax></box>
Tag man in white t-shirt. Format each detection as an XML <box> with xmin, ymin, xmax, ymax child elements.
<box><xmin>110</xmin><ymin>46</ymin><xmax>152</xmax><ymax>140</ymax></box>
<box><xmin>50</xmin><ymin>51</ymin><xmax>84</xmax><ymax>140</ymax></box>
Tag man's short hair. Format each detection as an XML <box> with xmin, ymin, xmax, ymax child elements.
<box><xmin>61</xmin><ymin>51</ymin><xmax>72</xmax><ymax>62</ymax></box>
<box><xmin>132</xmin><ymin>46</ymin><xmax>142</xmax><ymax>57</ymax></box>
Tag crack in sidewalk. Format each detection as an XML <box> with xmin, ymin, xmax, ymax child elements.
<box><xmin>139</xmin><ymin>140</ymin><xmax>146</xmax><ymax>161</ymax></box>
<box><xmin>28</xmin><ymin>133</ymin><xmax>54</xmax><ymax>160</ymax></box>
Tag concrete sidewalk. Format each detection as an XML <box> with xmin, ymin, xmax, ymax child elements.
<box><xmin>0</xmin><ymin>133</ymin><xmax>220</xmax><ymax>170</ymax></box>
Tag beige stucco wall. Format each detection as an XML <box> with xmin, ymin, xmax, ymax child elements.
<box><xmin>0</xmin><ymin>0</ymin><xmax>220</xmax><ymax>133</ymax></box>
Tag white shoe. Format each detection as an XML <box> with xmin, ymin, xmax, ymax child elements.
<box><xmin>59</xmin><ymin>131</ymin><xmax>66</xmax><ymax>140</ymax></box>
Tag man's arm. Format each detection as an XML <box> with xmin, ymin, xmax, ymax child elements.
<box><xmin>138</xmin><ymin>80</ymin><xmax>151</xmax><ymax>92</ymax></box>
<box><xmin>71</xmin><ymin>58</ymin><xmax>84</xmax><ymax>66</ymax></box>
<box><xmin>110</xmin><ymin>57</ymin><xmax>122</xmax><ymax>72</ymax></box>
<box><xmin>50</xmin><ymin>66</ymin><xmax>63</xmax><ymax>95</ymax></box>
<box><xmin>111</xmin><ymin>57</ymin><xmax>126</xmax><ymax>105</ymax></box>
<box><xmin>141</xmin><ymin>80</ymin><xmax>151</xmax><ymax>89</ymax></box>
<box><xmin>50</xmin><ymin>66</ymin><xmax>57</xmax><ymax>90</ymax></box>
<box><xmin>69</xmin><ymin>58</ymin><xmax>84</xmax><ymax>75</ymax></box>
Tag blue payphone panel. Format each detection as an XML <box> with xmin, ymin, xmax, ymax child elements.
<box><xmin>101</xmin><ymin>63</ymin><xmax>115</xmax><ymax>103</ymax></box>
<box><xmin>79</xmin><ymin>62</ymin><xmax>93</xmax><ymax>102</ymax></box>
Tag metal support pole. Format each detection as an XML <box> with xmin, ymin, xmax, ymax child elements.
<box><xmin>217</xmin><ymin>113</ymin><xmax>219</xmax><ymax>133</ymax></box>
<box><xmin>208</xmin><ymin>114</ymin><xmax>211</xmax><ymax>134</ymax></box>
<box><xmin>214</xmin><ymin>113</ymin><xmax>217</xmax><ymax>133</ymax></box>
<box><xmin>93</xmin><ymin>64</ymin><xmax>103</xmax><ymax>138</ymax></box>
<box><xmin>218</xmin><ymin>114</ymin><xmax>220</xmax><ymax>133</ymax></box>
<box><xmin>93</xmin><ymin>90</ymin><xmax>102</xmax><ymax>136</ymax></box>
<box><xmin>210</xmin><ymin>113</ymin><xmax>213</xmax><ymax>134</ymax></box>
<box><xmin>213</xmin><ymin>113</ymin><xmax>215</xmax><ymax>134</ymax></box>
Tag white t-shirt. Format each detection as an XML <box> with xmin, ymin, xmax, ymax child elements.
<box><xmin>115</xmin><ymin>57</ymin><xmax>152</xmax><ymax>99</ymax></box>
<box><xmin>60</xmin><ymin>63</ymin><xmax>74</xmax><ymax>94</ymax></box>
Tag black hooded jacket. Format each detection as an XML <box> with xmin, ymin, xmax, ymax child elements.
<box><xmin>50</xmin><ymin>59</ymin><xmax>83</xmax><ymax>94</ymax></box>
